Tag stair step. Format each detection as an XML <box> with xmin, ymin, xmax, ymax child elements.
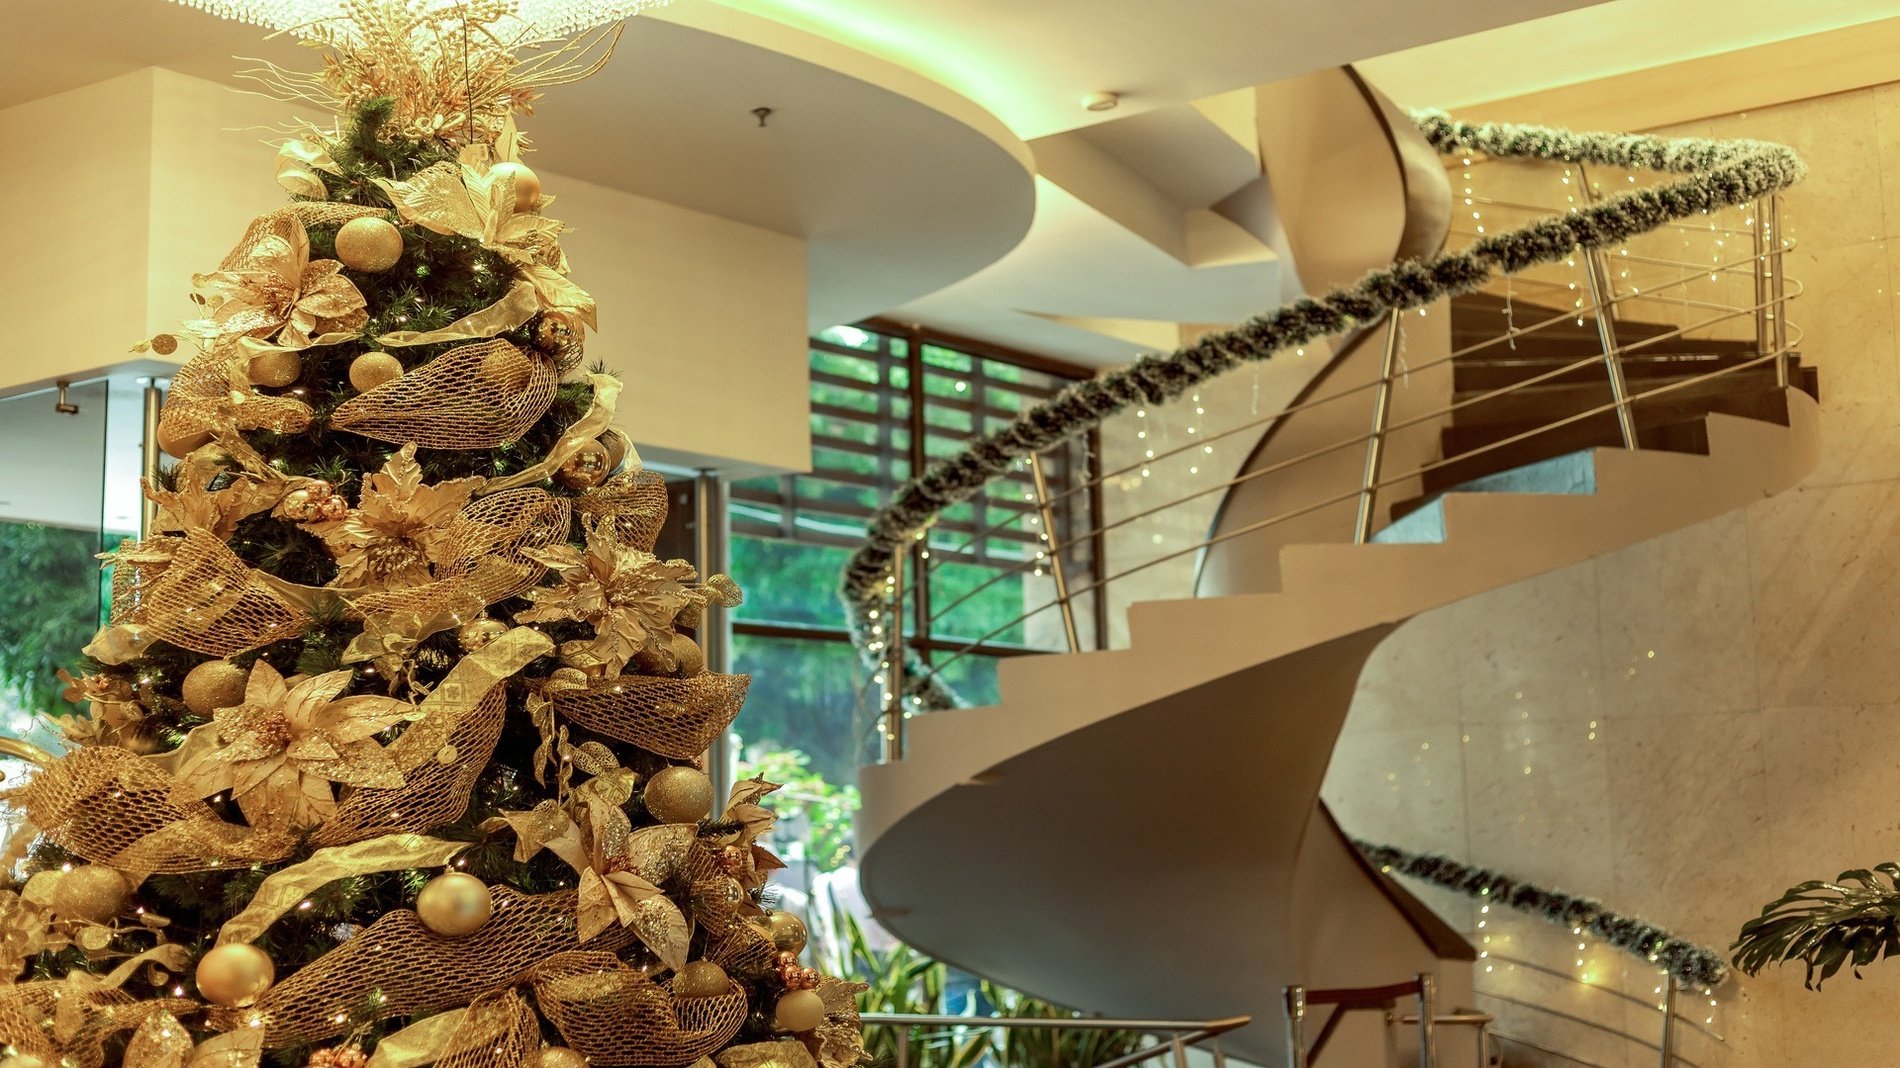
<box><xmin>1376</xmin><ymin>450</ymin><xmax>1597</xmax><ymax>543</ymax></box>
<box><xmin>1451</xmin><ymin>345</ymin><xmax>1760</xmax><ymax>391</ymax></box>
<box><xmin>1450</xmin><ymin>292</ymin><xmax>1685</xmax><ymax>345</ymax></box>
<box><xmin>1450</xmin><ymin>367</ymin><xmax>1781</xmax><ymax>427</ymax></box>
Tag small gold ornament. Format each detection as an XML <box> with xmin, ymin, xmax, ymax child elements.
<box><xmin>457</xmin><ymin>618</ymin><xmax>510</xmax><ymax>651</ymax></box>
<box><xmin>349</xmin><ymin>352</ymin><xmax>404</xmax><ymax>392</ymax></box>
<box><xmin>306</xmin><ymin>1047</ymin><xmax>369</xmax><ymax>1068</ymax></box>
<box><xmin>532</xmin><ymin>312</ymin><xmax>577</xmax><ymax>353</ymax></box>
<box><xmin>250</xmin><ymin>349</ymin><xmax>303</xmax><ymax>388</ymax></box>
<box><xmin>643</xmin><ymin>766</ymin><xmax>713</xmax><ymax>824</ymax></box>
<box><xmin>335</xmin><ymin>217</ymin><xmax>405</xmax><ymax>272</ymax></box>
<box><xmin>598</xmin><ymin>428</ymin><xmax>633</xmax><ymax>476</ymax></box>
<box><xmin>156</xmin><ymin>420</ymin><xmax>213</xmax><ymax>459</ymax></box>
<box><xmin>765</xmin><ymin>910</ymin><xmax>808</xmax><ymax>955</ymax></box>
<box><xmin>195</xmin><ymin>943</ymin><xmax>276</xmax><ymax>1007</ymax></box>
<box><xmin>530</xmin><ymin>1048</ymin><xmax>587</xmax><ymax>1068</ymax></box>
<box><xmin>416</xmin><ymin>871</ymin><xmax>493</xmax><ymax>938</ymax></box>
<box><xmin>51</xmin><ymin>866</ymin><xmax>131</xmax><ymax>925</ymax></box>
<box><xmin>668</xmin><ymin>633</ymin><xmax>706</xmax><ymax>677</ymax></box>
<box><xmin>281</xmin><ymin>489</ymin><xmax>317</xmax><ymax>521</ymax></box>
<box><xmin>316</xmin><ymin>494</ymin><xmax>350</xmax><ymax>522</ymax></box>
<box><xmin>182</xmin><ymin>660</ymin><xmax>251</xmax><ymax>716</ymax></box>
<box><xmin>672</xmin><ymin>960</ymin><xmax>730</xmax><ymax>998</ymax></box>
<box><xmin>719</xmin><ymin>845</ymin><xmax>747</xmax><ymax>876</ymax></box>
<box><xmin>491</xmin><ymin>161</ymin><xmax>542</xmax><ymax>211</ymax></box>
<box><xmin>773</xmin><ymin>989</ymin><xmax>826</xmax><ymax>1033</ymax></box>
<box><xmin>481</xmin><ymin>344</ymin><xmax>535</xmax><ymax>393</ymax></box>
<box><xmin>149</xmin><ymin>333</ymin><xmax>179</xmax><ymax>356</ymax></box>
<box><xmin>435</xmin><ymin>744</ymin><xmax>458</xmax><ymax>765</ymax></box>
<box><xmin>555</xmin><ymin>440</ymin><xmax>611</xmax><ymax>490</ymax></box>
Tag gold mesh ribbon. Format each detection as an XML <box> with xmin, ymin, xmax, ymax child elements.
<box><xmin>0</xmin><ymin>981</ymin><xmax>197</xmax><ymax>1068</ymax></box>
<box><xmin>547</xmin><ymin>673</ymin><xmax>751</xmax><ymax>761</ymax></box>
<box><xmin>575</xmin><ymin>469</ymin><xmax>669</xmax><ymax>553</ymax></box>
<box><xmin>90</xmin><ymin>531</ymin><xmax>312</xmax><ymax>663</ymax></box>
<box><xmin>331</xmin><ymin>339</ymin><xmax>558</xmax><ymax>449</ymax></box>
<box><xmin>529</xmin><ymin>951</ymin><xmax>749</xmax><ymax>1068</ymax></box>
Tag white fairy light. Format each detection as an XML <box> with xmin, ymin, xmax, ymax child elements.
<box><xmin>162</xmin><ymin>0</ymin><xmax>672</xmax><ymax>39</ymax></box>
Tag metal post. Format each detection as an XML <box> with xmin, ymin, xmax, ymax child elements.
<box><xmin>880</xmin><ymin>555</ymin><xmax>906</xmax><ymax>763</ymax></box>
<box><xmin>895</xmin><ymin>1026</ymin><xmax>910</xmax><ymax>1068</ymax></box>
<box><xmin>694</xmin><ymin>471</ymin><xmax>733</xmax><ymax>803</ymax></box>
<box><xmin>1170</xmin><ymin>1032</ymin><xmax>1190</xmax><ymax>1068</ymax></box>
<box><xmin>1657</xmin><ymin>978</ymin><xmax>1677</xmax><ymax>1068</ymax></box>
<box><xmin>139</xmin><ymin>382</ymin><xmax>163</xmax><ymax>539</ymax></box>
<box><xmin>1768</xmin><ymin>194</ymin><xmax>1789</xmax><ymax>376</ymax></box>
<box><xmin>1580</xmin><ymin>250</ymin><xmax>1638</xmax><ymax>448</ymax></box>
<box><xmin>1416</xmin><ymin>973</ymin><xmax>1438</xmax><ymax>1068</ymax></box>
<box><xmin>1028</xmin><ymin>452</ymin><xmax>1080</xmax><ymax>653</ymax></box>
<box><xmin>1353</xmin><ymin>310</ymin><xmax>1404</xmax><ymax>544</ymax></box>
<box><xmin>1749</xmin><ymin>197</ymin><xmax>1771</xmax><ymax>357</ymax></box>
<box><xmin>1284</xmin><ymin>986</ymin><xmax>1307</xmax><ymax>1068</ymax></box>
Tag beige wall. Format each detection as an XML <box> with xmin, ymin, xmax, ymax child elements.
<box><xmin>0</xmin><ymin>69</ymin><xmax>812</xmax><ymax>476</ymax></box>
<box><xmin>1325</xmin><ymin>83</ymin><xmax>1900</xmax><ymax>1064</ymax></box>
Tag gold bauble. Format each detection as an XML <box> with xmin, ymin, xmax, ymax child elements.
<box><xmin>195</xmin><ymin>943</ymin><xmax>275</xmax><ymax>1007</ymax></box>
<box><xmin>51</xmin><ymin>866</ymin><xmax>131</xmax><ymax>925</ymax></box>
<box><xmin>491</xmin><ymin>162</ymin><xmax>542</xmax><ymax>211</ymax></box>
<box><xmin>316</xmin><ymin>495</ymin><xmax>350</xmax><ymax>522</ymax></box>
<box><xmin>667</xmin><ymin>633</ymin><xmax>706</xmax><ymax>677</ymax></box>
<box><xmin>533</xmin><ymin>312</ymin><xmax>577</xmax><ymax>353</ymax></box>
<box><xmin>280</xmin><ymin>489</ymin><xmax>317</xmax><ymax>522</ymax></box>
<box><xmin>482</xmin><ymin>345</ymin><xmax>535</xmax><ymax>393</ymax></box>
<box><xmin>457</xmin><ymin>618</ymin><xmax>511</xmax><ymax>651</ymax></box>
<box><xmin>773</xmin><ymin>989</ymin><xmax>826</xmax><ymax>1033</ymax></box>
<box><xmin>416</xmin><ymin>872</ymin><xmax>493</xmax><ymax>938</ymax></box>
<box><xmin>643</xmin><ymin>766</ymin><xmax>713</xmax><ymax>824</ymax></box>
<box><xmin>672</xmin><ymin>960</ymin><xmax>731</xmax><ymax>999</ymax></box>
<box><xmin>349</xmin><ymin>352</ymin><xmax>404</xmax><ymax>393</ymax></box>
<box><xmin>249</xmin><ymin>349</ymin><xmax>302</xmax><ymax>388</ymax></box>
<box><xmin>555</xmin><ymin>440</ymin><xmax>611</xmax><ymax>490</ymax></box>
<box><xmin>335</xmin><ymin>217</ymin><xmax>405</xmax><ymax>272</ymax></box>
<box><xmin>764</xmin><ymin>910</ymin><xmax>808</xmax><ymax>956</ymax></box>
<box><xmin>598</xmin><ymin>428</ymin><xmax>633</xmax><ymax>476</ymax></box>
<box><xmin>156</xmin><ymin>419</ymin><xmax>213</xmax><ymax>459</ymax></box>
<box><xmin>530</xmin><ymin>1048</ymin><xmax>587</xmax><ymax>1068</ymax></box>
<box><xmin>182</xmin><ymin>660</ymin><xmax>250</xmax><ymax>716</ymax></box>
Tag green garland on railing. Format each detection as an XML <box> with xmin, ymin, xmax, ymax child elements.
<box><xmin>1354</xmin><ymin>840</ymin><xmax>1730</xmax><ymax>989</ymax></box>
<box><xmin>838</xmin><ymin>112</ymin><xmax>1804</xmax><ymax>713</ymax></box>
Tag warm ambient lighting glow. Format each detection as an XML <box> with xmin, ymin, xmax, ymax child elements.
<box><xmin>163</xmin><ymin>0</ymin><xmax>671</xmax><ymax>38</ymax></box>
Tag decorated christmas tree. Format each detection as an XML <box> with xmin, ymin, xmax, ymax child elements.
<box><xmin>0</xmin><ymin>5</ymin><xmax>867</xmax><ymax>1068</ymax></box>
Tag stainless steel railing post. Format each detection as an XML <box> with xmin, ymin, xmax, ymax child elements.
<box><xmin>1285</xmin><ymin>986</ymin><xmax>1308</xmax><ymax>1068</ymax></box>
<box><xmin>1352</xmin><ymin>310</ymin><xmax>1404</xmax><ymax>544</ymax></box>
<box><xmin>1416</xmin><ymin>973</ymin><xmax>1439</xmax><ymax>1068</ymax></box>
<box><xmin>1769</xmin><ymin>193</ymin><xmax>1789</xmax><ymax>377</ymax></box>
<box><xmin>881</xmin><ymin>557</ymin><xmax>906</xmax><ymax>763</ymax></box>
<box><xmin>1658</xmin><ymin>977</ymin><xmax>1677</xmax><ymax>1068</ymax></box>
<box><xmin>1580</xmin><ymin>248</ymin><xmax>1639</xmax><ymax>447</ymax></box>
<box><xmin>1029</xmin><ymin>452</ymin><xmax>1081</xmax><ymax>652</ymax></box>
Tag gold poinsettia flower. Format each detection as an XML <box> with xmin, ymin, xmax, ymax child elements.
<box><xmin>173</xmin><ymin>661</ymin><xmax>412</xmax><ymax>832</ymax></box>
<box><xmin>310</xmin><ymin>444</ymin><xmax>481</xmax><ymax>590</ymax></box>
<box><xmin>517</xmin><ymin>528</ymin><xmax>698</xmax><ymax>676</ymax></box>
<box><xmin>187</xmin><ymin>213</ymin><xmax>368</xmax><ymax>349</ymax></box>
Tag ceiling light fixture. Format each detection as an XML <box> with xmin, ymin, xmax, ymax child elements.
<box><xmin>1081</xmin><ymin>91</ymin><xmax>1120</xmax><ymax>112</ymax></box>
<box><xmin>163</xmin><ymin>0</ymin><xmax>672</xmax><ymax>39</ymax></box>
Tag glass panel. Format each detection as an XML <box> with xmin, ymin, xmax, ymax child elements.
<box><xmin>0</xmin><ymin>381</ymin><xmax>114</xmax><ymax>759</ymax></box>
<box><xmin>731</xmin><ymin>537</ymin><xmax>853</xmax><ymax>629</ymax></box>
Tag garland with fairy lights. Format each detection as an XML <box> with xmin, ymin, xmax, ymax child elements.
<box><xmin>1354</xmin><ymin>840</ymin><xmax>1729</xmax><ymax>988</ymax></box>
<box><xmin>839</xmin><ymin>110</ymin><xmax>1805</xmax><ymax>713</ymax></box>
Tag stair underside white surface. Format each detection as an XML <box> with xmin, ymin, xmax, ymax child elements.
<box><xmin>856</xmin><ymin>390</ymin><xmax>1819</xmax><ymax>1064</ymax></box>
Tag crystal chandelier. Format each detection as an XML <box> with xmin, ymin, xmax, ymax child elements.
<box><xmin>164</xmin><ymin>0</ymin><xmax>673</xmax><ymax>39</ymax></box>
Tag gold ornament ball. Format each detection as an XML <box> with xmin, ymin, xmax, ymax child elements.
<box><xmin>533</xmin><ymin>313</ymin><xmax>577</xmax><ymax>353</ymax></box>
<box><xmin>316</xmin><ymin>495</ymin><xmax>350</xmax><ymax>522</ymax></box>
<box><xmin>530</xmin><ymin>1048</ymin><xmax>587</xmax><ymax>1068</ymax></box>
<box><xmin>182</xmin><ymin>660</ymin><xmax>250</xmax><ymax>716</ymax></box>
<box><xmin>281</xmin><ymin>488</ymin><xmax>317</xmax><ymax>522</ymax></box>
<box><xmin>643</xmin><ymin>765</ymin><xmax>714</xmax><ymax>824</ymax></box>
<box><xmin>598</xmin><ymin>428</ymin><xmax>633</xmax><ymax>476</ymax></box>
<box><xmin>335</xmin><ymin>217</ymin><xmax>405</xmax><ymax>272</ymax></box>
<box><xmin>667</xmin><ymin>633</ymin><xmax>706</xmax><ymax>677</ymax></box>
<box><xmin>482</xmin><ymin>345</ymin><xmax>535</xmax><ymax>393</ymax></box>
<box><xmin>672</xmin><ymin>960</ymin><xmax>730</xmax><ymax>999</ymax></box>
<box><xmin>156</xmin><ymin>419</ymin><xmax>213</xmax><ymax>459</ymax></box>
<box><xmin>249</xmin><ymin>349</ymin><xmax>303</xmax><ymax>388</ymax></box>
<box><xmin>774</xmin><ymin>989</ymin><xmax>826</xmax><ymax>1033</ymax></box>
<box><xmin>457</xmin><ymin>618</ymin><xmax>511</xmax><ymax>652</ymax></box>
<box><xmin>349</xmin><ymin>352</ymin><xmax>404</xmax><ymax>393</ymax></box>
<box><xmin>416</xmin><ymin>871</ymin><xmax>493</xmax><ymax>938</ymax></box>
<box><xmin>555</xmin><ymin>440</ymin><xmax>611</xmax><ymax>490</ymax></box>
<box><xmin>149</xmin><ymin>333</ymin><xmax>179</xmax><ymax>356</ymax></box>
<box><xmin>491</xmin><ymin>162</ymin><xmax>543</xmax><ymax>211</ymax></box>
<box><xmin>765</xmin><ymin>910</ymin><xmax>808</xmax><ymax>956</ymax></box>
<box><xmin>52</xmin><ymin>866</ymin><xmax>131</xmax><ymax>925</ymax></box>
<box><xmin>195</xmin><ymin>943</ymin><xmax>275</xmax><ymax>1008</ymax></box>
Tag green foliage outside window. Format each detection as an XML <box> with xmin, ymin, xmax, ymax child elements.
<box><xmin>0</xmin><ymin>522</ymin><xmax>104</xmax><ymax>724</ymax></box>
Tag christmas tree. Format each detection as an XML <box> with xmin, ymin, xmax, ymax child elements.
<box><xmin>0</xmin><ymin>5</ymin><xmax>866</xmax><ymax>1068</ymax></box>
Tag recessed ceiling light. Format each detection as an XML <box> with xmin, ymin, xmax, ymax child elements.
<box><xmin>1082</xmin><ymin>91</ymin><xmax>1120</xmax><ymax>113</ymax></box>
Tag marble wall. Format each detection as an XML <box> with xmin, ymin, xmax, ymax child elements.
<box><xmin>1324</xmin><ymin>84</ymin><xmax>1900</xmax><ymax>1065</ymax></box>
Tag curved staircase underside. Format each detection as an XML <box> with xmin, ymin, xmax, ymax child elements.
<box><xmin>857</xmin><ymin>389</ymin><xmax>1819</xmax><ymax>1065</ymax></box>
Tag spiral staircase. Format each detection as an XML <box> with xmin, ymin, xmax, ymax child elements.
<box><xmin>844</xmin><ymin>69</ymin><xmax>1814</xmax><ymax>1068</ymax></box>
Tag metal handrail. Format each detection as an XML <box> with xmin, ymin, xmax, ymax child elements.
<box><xmin>859</xmin><ymin>1011</ymin><xmax>1251</xmax><ymax>1068</ymax></box>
